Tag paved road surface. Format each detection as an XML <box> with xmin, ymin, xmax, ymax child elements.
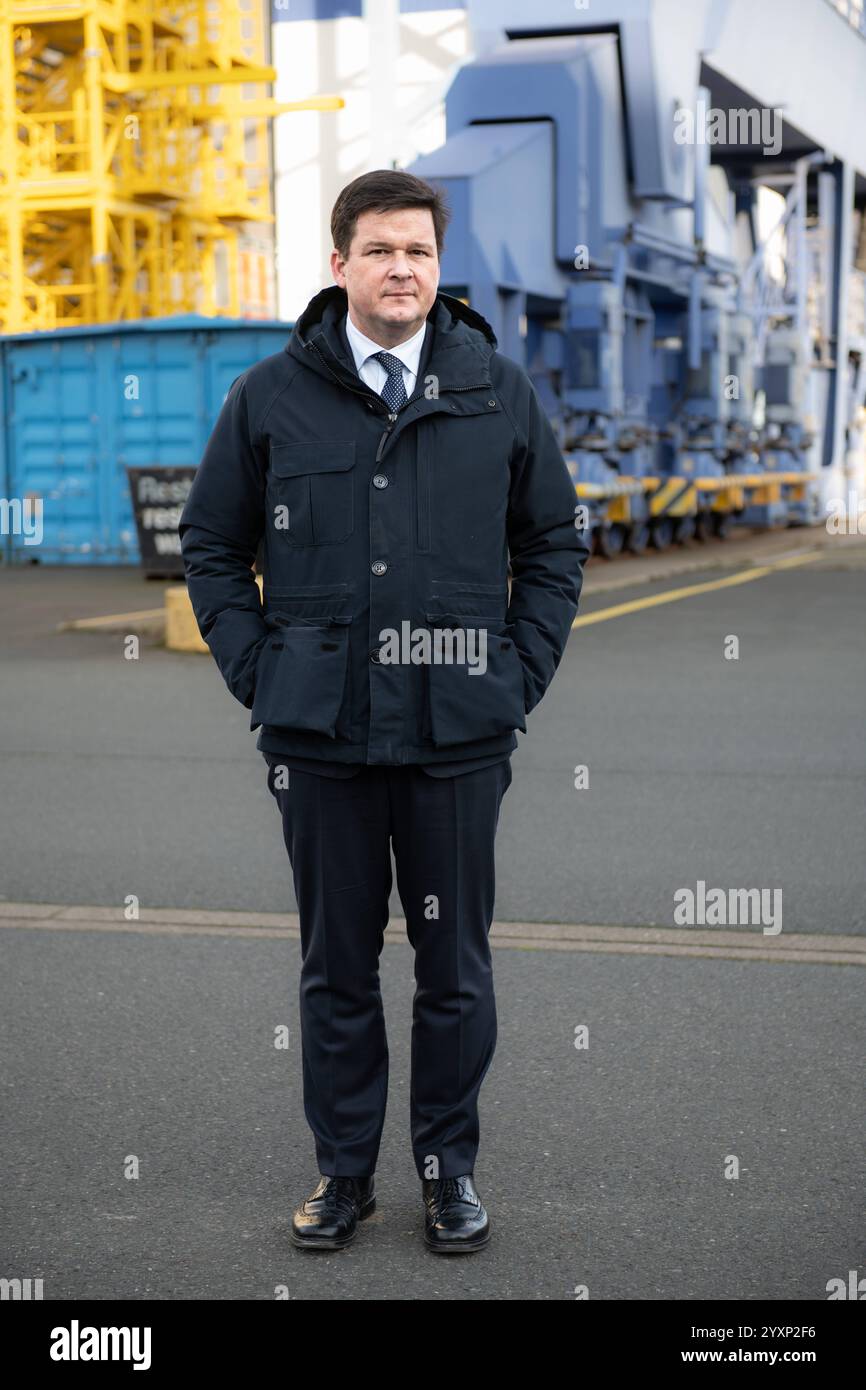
<box><xmin>0</xmin><ymin>530</ymin><xmax>862</xmax><ymax>1299</ymax></box>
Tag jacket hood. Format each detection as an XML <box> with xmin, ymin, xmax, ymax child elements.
<box><xmin>285</xmin><ymin>283</ymin><xmax>498</xmax><ymax>385</ymax></box>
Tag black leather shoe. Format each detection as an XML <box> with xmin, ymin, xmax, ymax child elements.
<box><xmin>422</xmin><ymin>1173</ymin><xmax>490</xmax><ymax>1253</ymax></box>
<box><xmin>290</xmin><ymin>1174</ymin><xmax>376</xmax><ymax>1250</ymax></box>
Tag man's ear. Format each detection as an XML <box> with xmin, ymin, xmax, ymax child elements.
<box><xmin>330</xmin><ymin>249</ymin><xmax>346</xmax><ymax>287</ymax></box>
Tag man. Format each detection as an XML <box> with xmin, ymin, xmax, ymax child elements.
<box><xmin>179</xmin><ymin>169</ymin><xmax>590</xmax><ymax>1254</ymax></box>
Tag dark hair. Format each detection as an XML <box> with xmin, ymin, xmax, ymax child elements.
<box><xmin>330</xmin><ymin>169</ymin><xmax>451</xmax><ymax>261</ymax></box>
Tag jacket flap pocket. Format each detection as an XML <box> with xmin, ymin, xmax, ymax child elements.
<box><xmin>426</xmin><ymin>583</ymin><xmax>507</xmax><ymax>622</ymax></box>
<box><xmin>263</xmin><ymin>583</ymin><xmax>353</xmax><ymax>623</ymax></box>
<box><xmin>265</xmin><ymin>611</ymin><xmax>351</xmax><ymax>629</ymax></box>
<box><xmin>252</xmin><ymin>618</ymin><xmax>351</xmax><ymax>737</ymax></box>
<box><xmin>422</xmin><ymin>615</ymin><xmax>527</xmax><ymax>747</ymax></box>
<box><xmin>430</xmin><ymin>581</ymin><xmax>504</xmax><ymax>596</ymax></box>
<box><xmin>424</xmin><ymin>609</ymin><xmax>509</xmax><ymax>630</ymax></box>
<box><xmin>270</xmin><ymin>442</ymin><xmax>355</xmax><ymax>478</ymax></box>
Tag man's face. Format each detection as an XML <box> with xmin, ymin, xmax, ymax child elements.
<box><xmin>330</xmin><ymin>206</ymin><xmax>440</xmax><ymax>347</ymax></box>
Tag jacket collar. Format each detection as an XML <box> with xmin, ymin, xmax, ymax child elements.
<box><xmin>286</xmin><ymin>284</ymin><xmax>497</xmax><ymax>398</ymax></box>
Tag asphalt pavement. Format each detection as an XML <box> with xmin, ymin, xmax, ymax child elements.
<box><xmin>0</xmin><ymin>527</ymin><xmax>863</xmax><ymax>1299</ymax></box>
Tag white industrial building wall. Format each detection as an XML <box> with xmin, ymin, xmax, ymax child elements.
<box><xmin>270</xmin><ymin>1</ymin><xmax>472</xmax><ymax>321</ymax></box>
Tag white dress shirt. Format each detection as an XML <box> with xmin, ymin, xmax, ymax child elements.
<box><xmin>344</xmin><ymin>310</ymin><xmax>428</xmax><ymax>402</ymax></box>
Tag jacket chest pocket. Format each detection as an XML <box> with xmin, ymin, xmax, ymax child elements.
<box><xmin>267</xmin><ymin>441</ymin><xmax>356</xmax><ymax>546</ymax></box>
<box><xmin>415</xmin><ymin>414</ymin><xmax>510</xmax><ymax>553</ymax></box>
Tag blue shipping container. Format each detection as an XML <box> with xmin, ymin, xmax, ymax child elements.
<box><xmin>0</xmin><ymin>316</ymin><xmax>292</xmax><ymax>565</ymax></box>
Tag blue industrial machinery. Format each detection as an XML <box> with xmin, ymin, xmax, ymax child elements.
<box><xmin>408</xmin><ymin>1</ymin><xmax>866</xmax><ymax>554</ymax></box>
<box><xmin>4</xmin><ymin>1</ymin><xmax>863</xmax><ymax>566</ymax></box>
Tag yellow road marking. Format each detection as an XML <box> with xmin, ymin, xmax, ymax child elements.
<box><xmin>65</xmin><ymin>550</ymin><xmax>822</xmax><ymax>638</ymax></box>
<box><xmin>61</xmin><ymin>609</ymin><xmax>165</xmax><ymax>630</ymax></box>
<box><xmin>573</xmin><ymin>551</ymin><xmax>821</xmax><ymax>628</ymax></box>
<box><xmin>0</xmin><ymin>908</ymin><xmax>861</xmax><ymax>966</ymax></box>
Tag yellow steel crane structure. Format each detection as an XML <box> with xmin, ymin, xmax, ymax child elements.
<box><xmin>0</xmin><ymin>1</ymin><xmax>342</xmax><ymax>331</ymax></box>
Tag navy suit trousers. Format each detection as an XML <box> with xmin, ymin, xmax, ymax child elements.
<box><xmin>263</xmin><ymin>754</ymin><xmax>513</xmax><ymax>1180</ymax></box>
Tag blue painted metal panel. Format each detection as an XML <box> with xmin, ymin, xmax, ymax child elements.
<box><xmin>0</xmin><ymin>317</ymin><xmax>292</xmax><ymax>565</ymax></box>
<box><xmin>271</xmin><ymin>1</ymin><xmax>362</xmax><ymax>22</ymax></box>
<box><xmin>270</xmin><ymin>1</ymin><xmax>464</xmax><ymax>21</ymax></box>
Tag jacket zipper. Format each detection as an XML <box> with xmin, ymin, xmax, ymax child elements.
<box><xmin>375</xmin><ymin>415</ymin><xmax>398</xmax><ymax>463</ymax></box>
<box><xmin>304</xmin><ymin>338</ymin><xmax>490</xmax><ymax>464</ymax></box>
<box><xmin>374</xmin><ymin>380</ymin><xmax>491</xmax><ymax>461</ymax></box>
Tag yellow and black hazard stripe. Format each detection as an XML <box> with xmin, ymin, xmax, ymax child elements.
<box><xmin>649</xmin><ymin>476</ymin><xmax>696</xmax><ymax>518</ymax></box>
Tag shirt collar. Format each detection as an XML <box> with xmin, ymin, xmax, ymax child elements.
<box><xmin>344</xmin><ymin>308</ymin><xmax>427</xmax><ymax>378</ymax></box>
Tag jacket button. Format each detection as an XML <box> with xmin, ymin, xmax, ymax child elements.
<box><xmin>372</xmin><ymin>560</ymin><xmax>388</xmax><ymax>575</ymax></box>
<box><xmin>372</xmin><ymin>474</ymin><xmax>388</xmax><ymax>489</ymax></box>
<box><xmin>370</xmin><ymin>647</ymin><xmax>382</xmax><ymax>663</ymax></box>
<box><xmin>488</xmin><ymin>399</ymin><xmax>496</xmax><ymax>407</ymax></box>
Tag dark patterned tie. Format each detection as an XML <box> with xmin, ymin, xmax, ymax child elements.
<box><xmin>371</xmin><ymin>350</ymin><xmax>408</xmax><ymax>412</ymax></box>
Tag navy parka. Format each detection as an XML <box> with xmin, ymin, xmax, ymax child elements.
<box><xmin>178</xmin><ymin>285</ymin><xmax>590</xmax><ymax>768</ymax></box>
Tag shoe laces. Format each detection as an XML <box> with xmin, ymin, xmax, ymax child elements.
<box><xmin>435</xmin><ymin>1175</ymin><xmax>474</xmax><ymax>1213</ymax></box>
<box><xmin>321</xmin><ymin>1177</ymin><xmax>361</xmax><ymax>1219</ymax></box>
